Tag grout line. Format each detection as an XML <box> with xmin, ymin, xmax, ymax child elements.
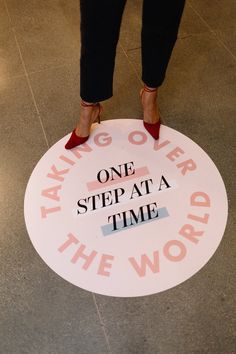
<box><xmin>118</xmin><ymin>42</ymin><xmax>142</xmax><ymax>86</ymax></box>
<box><xmin>26</xmin><ymin>62</ymin><xmax>73</xmax><ymax>77</ymax></box>
<box><xmin>92</xmin><ymin>293</ymin><xmax>113</xmax><ymax>354</ymax></box>
<box><xmin>4</xmin><ymin>0</ymin><xmax>50</xmax><ymax>149</ymax></box>
<box><xmin>3</xmin><ymin>0</ymin><xmax>11</xmax><ymax>24</ymax></box>
<box><xmin>188</xmin><ymin>1</ymin><xmax>236</xmax><ymax>62</ymax></box>
<box><xmin>126</xmin><ymin>46</ymin><xmax>141</xmax><ymax>51</ymax></box>
<box><xmin>12</xmin><ymin>28</ymin><xmax>50</xmax><ymax>149</ymax></box>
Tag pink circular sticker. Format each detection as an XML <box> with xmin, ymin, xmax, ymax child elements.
<box><xmin>24</xmin><ymin>120</ymin><xmax>228</xmax><ymax>297</ymax></box>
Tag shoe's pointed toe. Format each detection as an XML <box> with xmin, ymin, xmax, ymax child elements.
<box><xmin>65</xmin><ymin>101</ymin><xmax>103</xmax><ymax>150</ymax></box>
<box><xmin>143</xmin><ymin>120</ymin><xmax>161</xmax><ymax>140</ymax></box>
<box><xmin>65</xmin><ymin>129</ymin><xmax>89</xmax><ymax>149</ymax></box>
<box><xmin>140</xmin><ymin>84</ymin><xmax>161</xmax><ymax>140</ymax></box>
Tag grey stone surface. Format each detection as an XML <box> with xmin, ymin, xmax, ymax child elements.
<box><xmin>1</xmin><ymin>0</ymin><xmax>235</xmax><ymax>353</ymax></box>
<box><xmin>0</xmin><ymin>28</ymin><xmax>25</xmax><ymax>79</ymax></box>
<box><xmin>5</xmin><ymin>0</ymin><xmax>80</xmax><ymax>73</ymax></box>
<box><xmin>0</xmin><ymin>0</ymin><xmax>10</xmax><ymax>30</ymax></box>
<box><xmin>214</xmin><ymin>28</ymin><xmax>236</xmax><ymax>58</ymax></box>
<box><xmin>189</xmin><ymin>0</ymin><xmax>236</xmax><ymax>31</ymax></box>
<box><xmin>0</xmin><ymin>77</ymin><xmax>108</xmax><ymax>354</ymax></box>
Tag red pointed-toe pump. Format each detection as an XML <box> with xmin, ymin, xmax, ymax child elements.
<box><xmin>140</xmin><ymin>85</ymin><xmax>161</xmax><ymax>140</ymax></box>
<box><xmin>65</xmin><ymin>100</ymin><xmax>103</xmax><ymax>149</ymax></box>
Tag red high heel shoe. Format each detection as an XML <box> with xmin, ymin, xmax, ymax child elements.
<box><xmin>65</xmin><ymin>100</ymin><xmax>103</xmax><ymax>149</ymax></box>
<box><xmin>140</xmin><ymin>85</ymin><xmax>161</xmax><ymax>140</ymax></box>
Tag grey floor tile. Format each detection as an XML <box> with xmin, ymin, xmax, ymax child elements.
<box><xmin>94</xmin><ymin>261</ymin><xmax>236</xmax><ymax>354</ymax></box>
<box><xmin>0</xmin><ymin>75</ymin><xmax>108</xmax><ymax>354</ymax></box>
<box><xmin>215</xmin><ymin>28</ymin><xmax>236</xmax><ymax>58</ymax></box>
<box><xmin>2</xmin><ymin>259</ymin><xmax>108</xmax><ymax>354</ymax></box>
<box><xmin>1</xmin><ymin>218</ymin><xmax>109</xmax><ymax>354</ymax></box>
<box><xmin>119</xmin><ymin>0</ymin><xmax>142</xmax><ymax>51</ymax></box>
<box><xmin>5</xmin><ymin>0</ymin><xmax>80</xmax><ymax>73</ymax></box>
<box><xmin>0</xmin><ymin>28</ymin><xmax>25</xmax><ymax>78</ymax></box>
<box><xmin>0</xmin><ymin>0</ymin><xmax>10</xmax><ymax>30</ymax></box>
<box><xmin>178</xmin><ymin>2</ymin><xmax>210</xmax><ymax>37</ymax></box>
<box><xmin>94</xmin><ymin>220</ymin><xmax>236</xmax><ymax>354</ymax></box>
<box><xmin>189</xmin><ymin>0</ymin><xmax>236</xmax><ymax>31</ymax></box>
<box><xmin>5</xmin><ymin>0</ymin><xmax>61</xmax><ymax>26</ymax></box>
<box><xmin>58</xmin><ymin>0</ymin><xmax>81</xmax><ymax>38</ymax></box>
<box><xmin>0</xmin><ymin>75</ymin><xmax>47</xmax><ymax>223</ymax></box>
<box><xmin>28</xmin><ymin>61</ymin><xmax>81</xmax><ymax>146</ymax></box>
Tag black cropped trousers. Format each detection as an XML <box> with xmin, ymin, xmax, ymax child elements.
<box><xmin>79</xmin><ymin>0</ymin><xmax>186</xmax><ymax>102</ymax></box>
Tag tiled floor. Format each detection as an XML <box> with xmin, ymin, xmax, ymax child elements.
<box><xmin>1</xmin><ymin>0</ymin><xmax>236</xmax><ymax>353</ymax></box>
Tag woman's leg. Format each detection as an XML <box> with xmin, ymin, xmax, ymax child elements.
<box><xmin>140</xmin><ymin>0</ymin><xmax>186</xmax><ymax>127</ymax></box>
<box><xmin>79</xmin><ymin>0</ymin><xmax>127</xmax><ymax>103</ymax></box>
<box><xmin>141</xmin><ymin>0</ymin><xmax>186</xmax><ymax>88</ymax></box>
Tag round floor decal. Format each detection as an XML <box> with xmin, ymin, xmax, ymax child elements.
<box><xmin>24</xmin><ymin>119</ymin><xmax>228</xmax><ymax>297</ymax></box>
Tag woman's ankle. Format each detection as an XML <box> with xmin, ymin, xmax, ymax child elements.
<box><xmin>81</xmin><ymin>99</ymin><xmax>98</xmax><ymax>105</ymax></box>
<box><xmin>145</xmin><ymin>85</ymin><xmax>158</xmax><ymax>91</ymax></box>
<box><xmin>84</xmin><ymin>101</ymin><xmax>98</xmax><ymax>105</ymax></box>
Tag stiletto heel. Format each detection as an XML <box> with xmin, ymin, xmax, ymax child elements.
<box><xmin>65</xmin><ymin>100</ymin><xmax>103</xmax><ymax>149</ymax></box>
<box><xmin>140</xmin><ymin>84</ymin><xmax>161</xmax><ymax>140</ymax></box>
